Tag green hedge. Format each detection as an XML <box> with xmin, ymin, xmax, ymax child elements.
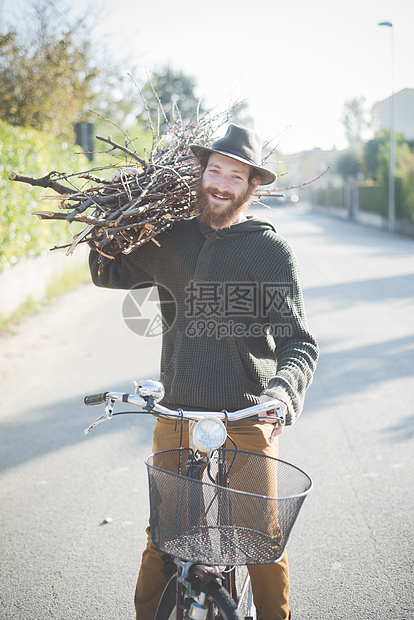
<box><xmin>400</xmin><ymin>163</ymin><xmax>414</xmax><ymax>223</ymax></box>
<box><xmin>0</xmin><ymin>120</ymin><xmax>89</xmax><ymax>271</ymax></box>
<box><xmin>358</xmin><ymin>178</ymin><xmax>411</xmax><ymax>220</ymax></box>
<box><xmin>358</xmin><ymin>185</ymin><xmax>387</xmax><ymax>217</ymax></box>
<box><xmin>315</xmin><ymin>180</ymin><xmax>414</xmax><ymax>223</ymax></box>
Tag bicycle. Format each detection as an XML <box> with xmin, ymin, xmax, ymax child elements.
<box><xmin>84</xmin><ymin>379</ymin><xmax>312</xmax><ymax>620</ymax></box>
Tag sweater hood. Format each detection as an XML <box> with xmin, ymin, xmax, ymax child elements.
<box><xmin>197</xmin><ymin>216</ymin><xmax>277</xmax><ymax>238</ymax></box>
<box><xmin>220</xmin><ymin>216</ymin><xmax>276</xmax><ymax>235</ymax></box>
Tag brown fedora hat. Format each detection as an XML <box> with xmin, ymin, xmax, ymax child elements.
<box><xmin>190</xmin><ymin>123</ymin><xmax>276</xmax><ymax>185</ymax></box>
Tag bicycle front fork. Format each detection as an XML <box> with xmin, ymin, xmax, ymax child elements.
<box><xmin>175</xmin><ymin>559</ymin><xmax>221</xmax><ymax>620</ymax></box>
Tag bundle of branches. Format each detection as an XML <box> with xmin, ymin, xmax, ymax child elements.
<box><xmin>8</xmin><ymin>110</ymin><xmax>218</xmax><ymax>259</ymax></box>
<box><xmin>8</xmin><ymin>104</ymin><xmax>291</xmax><ymax>263</ymax></box>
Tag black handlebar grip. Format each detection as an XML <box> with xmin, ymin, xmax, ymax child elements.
<box><xmin>84</xmin><ymin>392</ymin><xmax>109</xmax><ymax>406</ymax></box>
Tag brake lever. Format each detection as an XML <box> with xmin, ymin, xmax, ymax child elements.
<box><xmin>266</xmin><ymin>406</ymin><xmax>285</xmax><ymax>443</ymax></box>
<box><xmin>84</xmin><ymin>399</ymin><xmax>115</xmax><ymax>435</ymax></box>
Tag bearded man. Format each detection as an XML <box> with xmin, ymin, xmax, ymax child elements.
<box><xmin>89</xmin><ymin>124</ymin><xmax>319</xmax><ymax>619</ymax></box>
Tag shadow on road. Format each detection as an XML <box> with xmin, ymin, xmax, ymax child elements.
<box><xmin>383</xmin><ymin>413</ymin><xmax>414</xmax><ymax>442</ymax></box>
<box><xmin>305</xmin><ymin>273</ymin><xmax>414</xmax><ymax>306</ymax></box>
<box><xmin>312</xmin><ymin>333</ymin><xmax>414</xmax><ymax>404</ymax></box>
<box><xmin>0</xmin><ymin>381</ymin><xmax>156</xmax><ymax>475</ymax></box>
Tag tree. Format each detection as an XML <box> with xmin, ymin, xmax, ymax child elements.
<box><xmin>399</xmin><ymin>151</ymin><xmax>414</xmax><ymax>222</ymax></box>
<box><xmin>336</xmin><ymin>150</ymin><xmax>361</xmax><ymax>219</ymax></box>
<box><xmin>336</xmin><ymin>151</ymin><xmax>360</xmax><ymax>181</ymax></box>
<box><xmin>359</xmin><ymin>130</ymin><xmax>414</xmax><ymax>222</ymax></box>
<box><xmin>0</xmin><ymin>1</ymin><xmax>149</xmax><ymax>146</ymax></box>
<box><xmin>362</xmin><ymin>129</ymin><xmax>410</xmax><ymax>182</ymax></box>
<box><xmin>341</xmin><ymin>97</ymin><xmax>373</xmax><ymax>152</ymax></box>
<box><xmin>362</xmin><ymin>137</ymin><xmax>382</xmax><ymax>181</ymax></box>
<box><xmin>136</xmin><ymin>65</ymin><xmax>207</xmax><ymax>133</ymax></box>
<box><xmin>0</xmin><ymin>3</ymin><xmax>100</xmax><ymax>141</ymax></box>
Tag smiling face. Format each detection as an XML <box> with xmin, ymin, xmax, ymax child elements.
<box><xmin>195</xmin><ymin>153</ymin><xmax>261</xmax><ymax>229</ymax></box>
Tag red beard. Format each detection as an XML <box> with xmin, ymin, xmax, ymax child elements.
<box><xmin>195</xmin><ymin>182</ymin><xmax>254</xmax><ymax>229</ymax></box>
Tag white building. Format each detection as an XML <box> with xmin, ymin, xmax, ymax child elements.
<box><xmin>373</xmin><ymin>88</ymin><xmax>414</xmax><ymax>140</ymax></box>
<box><xmin>279</xmin><ymin>147</ymin><xmax>343</xmax><ymax>192</ymax></box>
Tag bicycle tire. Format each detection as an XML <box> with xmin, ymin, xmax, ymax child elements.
<box><xmin>155</xmin><ymin>574</ymin><xmax>242</xmax><ymax>620</ymax></box>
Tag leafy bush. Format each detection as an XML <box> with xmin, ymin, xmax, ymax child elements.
<box><xmin>0</xmin><ymin>120</ymin><xmax>89</xmax><ymax>271</ymax></box>
<box><xmin>399</xmin><ymin>153</ymin><xmax>414</xmax><ymax>223</ymax></box>
<box><xmin>360</xmin><ymin>131</ymin><xmax>414</xmax><ymax>222</ymax></box>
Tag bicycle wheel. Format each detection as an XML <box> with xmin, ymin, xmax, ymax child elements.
<box><xmin>155</xmin><ymin>574</ymin><xmax>242</xmax><ymax>620</ymax></box>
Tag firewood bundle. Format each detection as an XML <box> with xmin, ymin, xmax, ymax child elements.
<box><xmin>8</xmin><ymin>111</ymin><xmax>221</xmax><ymax>259</ymax></box>
<box><xmin>9</xmin><ymin>104</ymin><xmax>307</xmax><ymax>262</ymax></box>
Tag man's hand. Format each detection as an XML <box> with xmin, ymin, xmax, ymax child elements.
<box><xmin>258</xmin><ymin>394</ymin><xmax>287</xmax><ymax>438</ymax></box>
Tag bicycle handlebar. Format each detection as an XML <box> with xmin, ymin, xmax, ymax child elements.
<box><xmin>84</xmin><ymin>392</ymin><xmax>109</xmax><ymax>406</ymax></box>
<box><xmin>83</xmin><ymin>388</ymin><xmax>285</xmax><ymax>436</ymax></box>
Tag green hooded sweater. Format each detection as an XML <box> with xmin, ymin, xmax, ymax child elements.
<box><xmin>89</xmin><ymin>216</ymin><xmax>318</xmax><ymax>425</ymax></box>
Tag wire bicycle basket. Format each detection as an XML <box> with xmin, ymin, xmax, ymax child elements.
<box><xmin>146</xmin><ymin>448</ymin><xmax>312</xmax><ymax>566</ymax></box>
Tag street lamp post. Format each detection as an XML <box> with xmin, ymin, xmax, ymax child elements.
<box><xmin>378</xmin><ymin>21</ymin><xmax>396</xmax><ymax>233</ymax></box>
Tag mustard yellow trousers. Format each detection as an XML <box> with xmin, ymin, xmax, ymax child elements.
<box><xmin>134</xmin><ymin>417</ymin><xmax>291</xmax><ymax>620</ymax></box>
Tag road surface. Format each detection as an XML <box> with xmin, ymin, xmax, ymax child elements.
<box><xmin>1</xmin><ymin>203</ymin><xmax>413</xmax><ymax>619</ymax></box>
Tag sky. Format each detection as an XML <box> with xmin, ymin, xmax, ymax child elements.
<box><xmin>1</xmin><ymin>0</ymin><xmax>413</xmax><ymax>154</ymax></box>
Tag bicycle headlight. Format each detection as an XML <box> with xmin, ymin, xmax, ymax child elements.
<box><xmin>193</xmin><ymin>417</ymin><xmax>227</xmax><ymax>452</ymax></box>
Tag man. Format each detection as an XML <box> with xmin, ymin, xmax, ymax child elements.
<box><xmin>89</xmin><ymin>124</ymin><xmax>318</xmax><ymax>619</ymax></box>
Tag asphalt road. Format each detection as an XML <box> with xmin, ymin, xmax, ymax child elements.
<box><xmin>1</xmin><ymin>203</ymin><xmax>413</xmax><ymax>620</ymax></box>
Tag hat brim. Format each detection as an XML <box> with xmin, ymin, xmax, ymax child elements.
<box><xmin>190</xmin><ymin>145</ymin><xmax>276</xmax><ymax>186</ymax></box>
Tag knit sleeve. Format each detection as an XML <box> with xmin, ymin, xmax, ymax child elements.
<box><xmin>89</xmin><ymin>240</ymin><xmax>158</xmax><ymax>290</ymax></box>
<box><xmin>260</xmin><ymin>247</ymin><xmax>318</xmax><ymax>425</ymax></box>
